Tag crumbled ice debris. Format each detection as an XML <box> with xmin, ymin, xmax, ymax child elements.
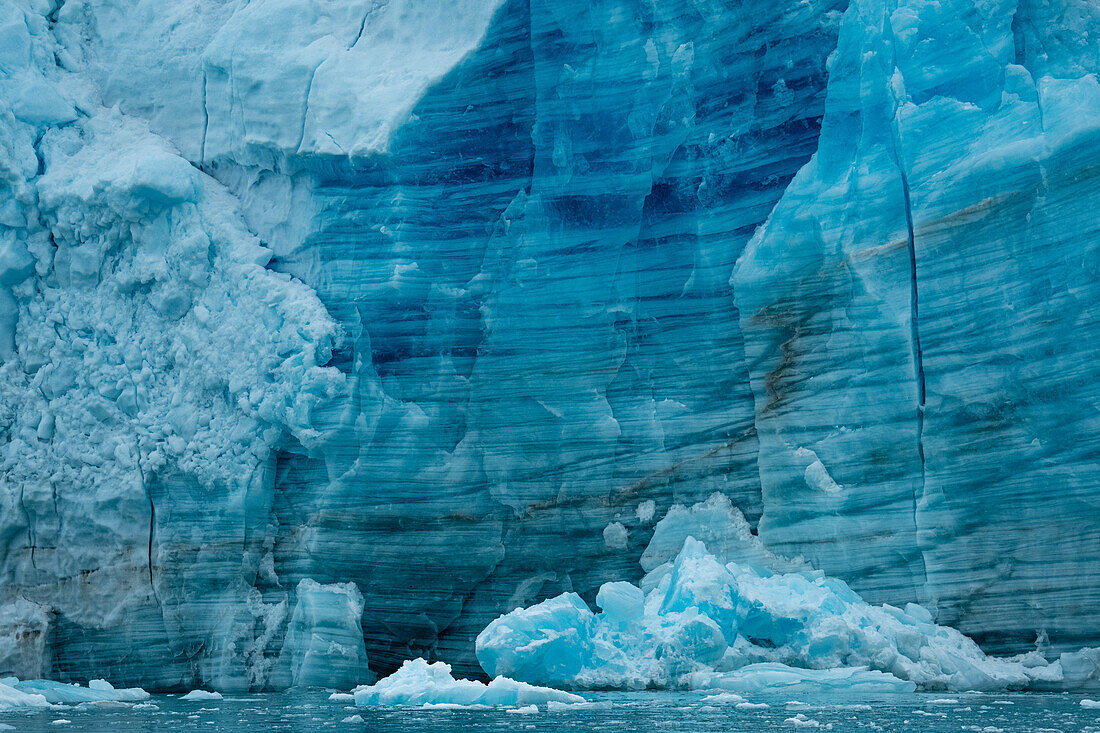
<box><xmin>508</xmin><ymin>705</ymin><xmax>538</xmax><ymax>714</ymax></box>
<box><xmin>1081</xmin><ymin>698</ymin><xmax>1100</xmax><ymax>708</ymax></box>
<box><xmin>640</xmin><ymin>494</ymin><xmax>810</xmax><ymax>574</ymax></box>
<box><xmin>180</xmin><ymin>690</ymin><xmax>223</xmax><ymax>701</ymax></box>
<box><xmin>329</xmin><ymin>693</ymin><xmax>355</xmax><ymax>702</ymax></box>
<box><xmin>477</xmin><ymin>535</ymin><xmax>1097</xmax><ymax>692</ymax></box>
<box><xmin>799</xmin><ymin>451</ymin><xmax>842</xmax><ymax>494</ymax></box>
<box><xmin>603</xmin><ymin>522</ymin><xmax>629</xmax><ymax>549</ymax></box>
<box><xmin>341</xmin><ymin>714</ymin><xmax>364</xmax><ymax>723</ymax></box>
<box><xmin>352</xmin><ymin>658</ymin><xmax>583</xmax><ymax>707</ymax></box>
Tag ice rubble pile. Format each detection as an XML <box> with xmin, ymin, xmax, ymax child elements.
<box><xmin>0</xmin><ymin>677</ymin><xmax>148</xmax><ymax>709</ymax></box>
<box><xmin>351</xmin><ymin>658</ymin><xmax>583</xmax><ymax>707</ymax></box>
<box><xmin>477</xmin><ymin>501</ymin><xmax>1100</xmax><ymax>692</ymax></box>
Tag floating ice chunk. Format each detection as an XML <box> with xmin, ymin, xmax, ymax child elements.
<box><xmin>737</xmin><ymin>701</ymin><xmax>770</xmax><ymax>710</ymax></box>
<box><xmin>784</xmin><ymin>713</ymin><xmax>828</xmax><ymax>729</ymax></box>
<box><xmin>1081</xmin><ymin>698</ymin><xmax>1100</xmax><ymax>708</ymax></box>
<box><xmin>329</xmin><ymin>692</ymin><xmax>354</xmax><ymax>702</ymax></box>
<box><xmin>341</xmin><ymin>714</ymin><xmax>364</xmax><ymax>722</ymax></box>
<box><xmin>702</xmin><ymin>693</ymin><xmax>746</xmax><ymax>703</ymax></box>
<box><xmin>180</xmin><ymin>690</ymin><xmax>223</xmax><ymax>701</ymax></box>
<box><xmin>636</xmin><ymin>501</ymin><xmax>656</xmax><ymax>524</ymax></box>
<box><xmin>49</xmin><ymin>719</ymin><xmax>71</xmax><ymax>726</ymax></box>
<box><xmin>12</xmin><ymin>679</ymin><xmax>149</xmax><ymax>704</ymax></box>
<box><xmin>508</xmin><ymin>704</ymin><xmax>538</xmax><ymax>714</ymax></box>
<box><xmin>0</xmin><ymin>680</ymin><xmax>50</xmax><ymax>710</ymax></box>
<box><xmin>352</xmin><ymin>658</ymin><xmax>583</xmax><ymax>708</ymax></box>
<box><xmin>546</xmin><ymin>700</ymin><xmax>610</xmax><ymax>711</ymax></box>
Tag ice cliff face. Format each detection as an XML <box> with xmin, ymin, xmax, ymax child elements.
<box><xmin>0</xmin><ymin>0</ymin><xmax>1098</xmax><ymax>691</ymax></box>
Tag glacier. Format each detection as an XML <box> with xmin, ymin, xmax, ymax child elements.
<box><xmin>0</xmin><ymin>0</ymin><xmax>1099</xmax><ymax>695</ymax></box>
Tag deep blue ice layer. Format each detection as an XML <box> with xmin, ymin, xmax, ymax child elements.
<box><xmin>2</xmin><ymin>691</ymin><xmax>1099</xmax><ymax>733</ymax></box>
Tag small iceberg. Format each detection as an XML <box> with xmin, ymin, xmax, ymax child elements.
<box><xmin>0</xmin><ymin>681</ymin><xmax>50</xmax><ymax>710</ymax></box>
<box><xmin>0</xmin><ymin>678</ymin><xmax>148</xmax><ymax>707</ymax></box>
<box><xmin>180</xmin><ymin>689</ymin><xmax>223</xmax><ymax>701</ymax></box>
<box><xmin>352</xmin><ymin>658</ymin><xmax>584</xmax><ymax>707</ymax></box>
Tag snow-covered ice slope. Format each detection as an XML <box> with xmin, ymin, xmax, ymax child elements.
<box><xmin>0</xmin><ymin>0</ymin><xmax>1099</xmax><ymax>692</ymax></box>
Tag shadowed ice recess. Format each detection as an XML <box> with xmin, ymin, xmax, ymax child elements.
<box><xmin>0</xmin><ymin>0</ymin><xmax>1099</xmax><ymax>697</ymax></box>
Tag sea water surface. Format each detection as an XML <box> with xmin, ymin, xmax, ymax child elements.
<box><xmin>2</xmin><ymin>690</ymin><xmax>1099</xmax><ymax>732</ymax></box>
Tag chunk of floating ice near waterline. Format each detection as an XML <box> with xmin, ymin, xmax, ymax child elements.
<box><xmin>180</xmin><ymin>690</ymin><xmax>223</xmax><ymax>701</ymax></box>
<box><xmin>352</xmin><ymin>658</ymin><xmax>583</xmax><ymax>708</ymax></box>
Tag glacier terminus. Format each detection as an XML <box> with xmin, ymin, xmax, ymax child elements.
<box><xmin>1</xmin><ymin>0</ymin><xmax>1100</xmax><ymax>710</ymax></box>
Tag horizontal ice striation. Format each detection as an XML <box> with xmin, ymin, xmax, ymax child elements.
<box><xmin>476</xmin><ymin>534</ymin><xmax>1100</xmax><ymax>692</ymax></box>
<box><xmin>243</xmin><ymin>0</ymin><xmax>845</xmax><ymax>676</ymax></box>
<box><xmin>47</xmin><ymin>0</ymin><xmax>846</xmax><ymax>679</ymax></box>
<box><xmin>1</xmin><ymin>0</ymin><xmax>1099</xmax><ymax>692</ymax></box>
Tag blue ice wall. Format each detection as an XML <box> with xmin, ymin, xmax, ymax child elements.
<box><xmin>1</xmin><ymin>0</ymin><xmax>1099</xmax><ymax>690</ymax></box>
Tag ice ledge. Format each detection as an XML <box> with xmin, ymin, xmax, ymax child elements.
<box><xmin>60</xmin><ymin>0</ymin><xmax>509</xmax><ymax>163</ymax></box>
